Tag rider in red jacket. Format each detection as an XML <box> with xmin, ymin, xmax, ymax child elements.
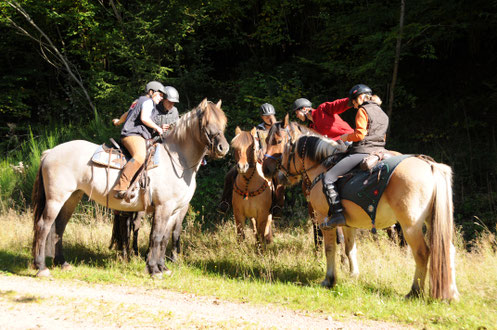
<box><xmin>293</xmin><ymin>98</ymin><xmax>353</xmax><ymax>140</ymax></box>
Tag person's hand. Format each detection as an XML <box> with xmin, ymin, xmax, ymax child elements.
<box><xmin>161</xmin><ymin>124</ymin><xmax>170</xmax><ymax>131</ymax></box>
<box><xmin>156</xmin><ymin>127</ymin><xmax>164</xmax><ymax>136</ymax></box>
<box><xmin>112</xmin><ymin>118</ymin><xmax>120</xmax><ymax>126</ymax></box>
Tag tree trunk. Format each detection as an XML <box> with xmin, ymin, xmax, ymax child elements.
<box><xmin>387</xmin><ymin>0</ymin><xmax>406</xmax><ymax>119</ymax></box>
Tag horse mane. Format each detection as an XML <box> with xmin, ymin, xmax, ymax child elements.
<box><xmin>231</xmin><ymin>130</ymin><xmax>254</xmax><ymax>150</ymax></box>
<box><xmin>296</xmin><ymin>135</ymin><xmax>342</xmax><ymax>167</ymax></box>
<box><xmin>266</xmin><ymin>120</ymin><xmax>317</xmax><ymax>146</ymax></box>
<box><xmin>169</xmin><ymin>100</ymin><xmax>227</xmax><ymax>143</ymax></box>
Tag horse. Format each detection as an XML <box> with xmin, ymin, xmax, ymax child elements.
<box><xmin>262</xmin><ymin>114</ymin><xmax>459</xmax><ymax>301</ymax></box>
<box><xmin>32</xmin><ymin>98</ymin><xmax>229</xmax><ymax>278</ymax></box>
<box><xmin>231</xmin><ymin>127</ymin><xmax>273</xmax><ymax>247</ymax></box>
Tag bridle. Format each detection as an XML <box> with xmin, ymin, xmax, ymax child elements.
<box><xmin>196</xmin><ymin>107</ymin><xmax>221</xmax><ymax>156</ymax></box>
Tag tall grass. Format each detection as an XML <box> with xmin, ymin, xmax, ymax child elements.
<box><xmin>1</xmin><ymin>208</ymin><xmax>496</xmax><ymax>329</ymax></box>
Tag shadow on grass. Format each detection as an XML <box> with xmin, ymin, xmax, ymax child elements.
<box><xmin>0</xmin><ymin>242</ymin><xmax>132</xmax><ymax>275</ymax></box>
<box><xmin>184</xmin><ymin>257</ymin><xmax>322</xmax><ymax>286</ymax></box>
<box><xmin>0</xmin><ymin>250</ymin><xmax>31</xmax><ymax>274</ymax></box>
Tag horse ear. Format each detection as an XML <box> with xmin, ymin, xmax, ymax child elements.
<box><xmin>250</xmin><ymin>127</ymin><xmax>257</xmax><ymax>136</ymax></box>
<box><xmin>235</xmin><ymin>126</ymin><xmax>241</xmax><ymax>135</ymax></box>
<box><xmin>283</xmin><ymin>113</ymin><xmax>290</xmax><ymax>128</ymax></box>
<box><xmin>200</xmin><ymin>98</ymin><xmax>208</xmax><ymax>109</ymax></box>
<box><xmin>216</xmin><ymin>99</ymin><xmax>222</xmax><ymax>108</ymax></box>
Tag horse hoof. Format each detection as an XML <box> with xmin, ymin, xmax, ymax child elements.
<box><xmin>151</xmin><ymin>272</ymin><xmax>163</xmax><ymax>280</ymax></box>
<box><xmin>36</xmin><ymin>269</ymin><xmax>51</xmax><ymax>277</ymax></box>
<box><xmin>60</xmin><ymin>262</ymin><xmax>72</xmax><ymax>271</ymax></box>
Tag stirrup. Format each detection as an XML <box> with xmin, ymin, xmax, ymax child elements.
<box><xmin>271</xmin><ymin>205</ymin><xmax>283</xmax><ymax>219</ymax></box>
<box><xmin>114</xmin><ymin>190</ymin><xmax>127</xmax><ymax>199</ymax></box>
<box><xmin>217</xmin><ymin>201</ymin><xmax>230</xmax><ymax>215</ymax></box>
<box><xmin>320</xmin><ymin>213</ymin><xmax>346</xmax><ymax>230</ymax></box>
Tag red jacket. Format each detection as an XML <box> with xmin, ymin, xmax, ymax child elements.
<box><xmin>310</xmin><ymin>98</ymin><xmax>354</xmax><ymax>140</ymax></box>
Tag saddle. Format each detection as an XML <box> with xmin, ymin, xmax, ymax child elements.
<box><xmin>359</xmin><ymin>149</ymin><xmax>403</xmax><ymax>171</ymax></box>
<box><xmin>91</xmin><ymin>137</ymin><xmax>161</xmax><ymax>204</ymax></box>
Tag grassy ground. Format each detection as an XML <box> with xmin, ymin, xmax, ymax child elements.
<box><xmin>1</xmin><ymin>207</ymin><xmax>496</xmax><ymax>329</ymax></box>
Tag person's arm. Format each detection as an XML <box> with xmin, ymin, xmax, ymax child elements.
<box><xmin>112</xmin><ymin>110</ymin><xmax>129</xmax><ymax>126</ymax></box>
<box><xmin>318</xmin><ymin>98</ymin><xmax>350</xmax><ymax>115</ymax></box>
<box><xmin>140</xmin><ymin>100</ymin><xmax>163</xmax><ymax>135</ymax></box>
<box><xmin>341</xmin><ymin>108</ymin><xmax>368</xmax><ymax>142</ymax></box>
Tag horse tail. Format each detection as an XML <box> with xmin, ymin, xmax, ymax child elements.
<box><xmin>428</xmin><ymin>161</ymin><xmax>455</xmax><ymax>300</ymax></box>
<box><xmin>32</xmin><ymin>151</ymin><xmax>49</xmax><ymax>258</ymax></box>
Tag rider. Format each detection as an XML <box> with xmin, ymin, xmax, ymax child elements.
<box><xmin>320</xmin><ymin>84</ymin><xmax>389</xmax><ymax>230</ymax></box>
<box><xmin>153</xmin><ymin>86</ymin><xmax>180</xmax><ymax>131</ymax></box>
<box><xmin>217</xmin><ymin>103</ymin><xmax>283</xmax><ymax>218</ymax></box>
<box><xmin>292</xmin><ymin>97</ymin><xmax>353</xmax><ymax>140</ymax></box>
<box><xmin>256</xmin><ymin>103</ymin><xmax>277</xmax><ymax>131</ymax></box>
<box><xmin>112</xmin><ymin>82</ymin><xmax>166</xmax><ymax>199</ymax></box>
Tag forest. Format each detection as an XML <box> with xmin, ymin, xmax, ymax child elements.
<box><xmin>1</xmin><ymin>0</ymin><xmax>496</xmax><ymax>241</ymax></box>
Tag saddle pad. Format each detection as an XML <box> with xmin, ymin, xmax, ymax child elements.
<box><xmin>337</xmin><ymin>155</ymin><xmax>411</xmax><ymax>226</ymax></box>
<box><xmin>91</xmin><ymin>144</ymin><xmax>161</xmax><ymax>170</ymax></box>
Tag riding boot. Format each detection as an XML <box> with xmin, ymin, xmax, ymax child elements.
<box><xmin>114</xmin><ymin>159</ymin><xmax>142</xmax><ymax>199</ymax></box>
<box><xmin>271</xmin><ymin>181</ymin><xmax>284</xmax><ymax>219</ymax></box>
<box><xmin>217</xmin><ymin>167</ymin><xmax>237</xmax><ymax>214</ymax></box>
<box><xmin>320</xmin><ymin>183</ymin><xmax>346</xmax><ymax>230</ymax></box>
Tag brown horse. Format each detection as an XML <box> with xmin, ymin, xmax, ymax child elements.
<box><xmin>231</xmin><ymin>127</ymin><xmax>273</xmax><ymax>247</ymax></box>
<box><xmin>262</xmin><ymin>115</ymin><xmax>459</xmax><ymax>301</ymax></box>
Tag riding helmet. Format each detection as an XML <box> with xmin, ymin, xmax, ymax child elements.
<box><xmin>164</xmin><ymin>86</ymin><xmax>180</xmax><ymax>103</ymax></box>
<box><xmin>292</xmin><ymin>98</ymin><xmax>312</xmax><ymax>111</ymax></box>
<box><xmin>260</xmin><ymin>103</ymin><xmax>276</xmax><ymax>116</ymax></box>
<box><xmin>348</xmin><ymin>84</ymin><xmax>372</xmax><ymax>100</ymax></box>
<box><xmin>145</xmin><ymin>81</ymin><xmax>164</xmax><ymax>93</ymax></box>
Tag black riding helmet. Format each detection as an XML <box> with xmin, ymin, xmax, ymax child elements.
<box><xmin>348</xmin><ymin>84</ymin><xmax>372</xmax><ymax>101</ymax></box>
<box><xmin>260</xmin><ymin>103</ymin><xmax>276</xmax><ymax>116</ymax></box>
<box><xmin>292</xmin><ymin>98</ymin><xmax>312</xmax><ymax>111</ymax></box>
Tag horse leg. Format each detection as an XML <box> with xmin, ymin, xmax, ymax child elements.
<box><xmin>132</xmin><ymin>211</ymin><xmax>144</xmax><ymax>257</ymax></box>
<box><xmin>146</xmin><ymin>205</ymin><xmax>170</xmax><ymax>277</ymax></box>
<box><xmin>263</xmin><ymin>213</ymin><xmax>273</xmax><ymax>244</ymax></box>
<box><xmin>341</xmin><ymin>227</ymin><xmax>359</xmax><ymax>278</ymax></box>
<box><xmin>233</xmin><ymin>207</ymin><xmax>245</xmax><ymax>241</ymax></box>
<box><xmin>321</xmin><ymin>223</ymin><xmax>338</xmax><ymax>288</ymax></box>
<box><xmin>168</xmin><ymin>205</ymin><xmax>188</xmax><ymax>263</ymax></box>
<box><xmin>33</xmin><ymin>199</ymin><xmax>67</xmax><ymax>277</ymax></box>
<box><xmin>402</xmin><ymin>224</ymin><xmax>429</xmax><ymax>298</ymax></box>
<box><xmin>156</xmin><ymin>210</ymin><xmax>179</xmax><ymax>275</ymax></box>
<box><xmin>53</xmin><ymin>191</ymin><xmax>84</xmax><ymax>270</ymax></box>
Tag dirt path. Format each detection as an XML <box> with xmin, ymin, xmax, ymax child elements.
<box><xmin>0</xmin><ymin>274</ymin><xmax>409</xmax><ymax>329</ymax></box>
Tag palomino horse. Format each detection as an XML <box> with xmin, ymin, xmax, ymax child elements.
<box><xmin>263</xmin><ymin>115</ymin><xmax>459</xmax><ymax>301</ymax></box>
<box><xmin>32</xmin><ymin>99</ymin><xmax>229</xmax><ymax>277</ymax></box>
<box><xmin>231</xmin><ymin>127</ymin><xmax>273</xmax><ymax>246</ymax></box>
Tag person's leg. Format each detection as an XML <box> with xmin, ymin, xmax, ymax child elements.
<box><xmin>114</xmin><ymin>136</ymin><xmax>146</xmax><ymax>198</ymax></box>
<box><xmin>320</xmin><ymin>153</ymin><xmax>367</xmax><ymax>230</ymax></box>
<box><xmin>270</xmin><ymin>178</ymin><xmax>284</xmax><ymax>219</ymax></box>
<box><xmin>217</xmin><ymin>166</ymin><xmax>238</xmax><ymax>214</ymax></box>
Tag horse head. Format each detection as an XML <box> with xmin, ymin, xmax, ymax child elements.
<box><xmin>231</xmin><ymin>127</ymin><xmax>260</xmax><ymax>174</ymax></box>
<box><xmin>197</xmin><ymin>98</ymin><xmax>229</xmax><ymax>158</ymax></box>
<box><xmin>262</xmin><ymin>113</ymin><xmax>303</xmax><ymax>180</ymax></box>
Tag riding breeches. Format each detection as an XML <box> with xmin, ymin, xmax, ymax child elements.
<box><xmin>122</xmin><ymin>135</ymin><xmax>146</xmax><ymax>165</ymax></box>
<box><xmin>322</xmin><ymin>153</ymin><xmax>368</xmax><ymax>186</ymax></box>
<box><xmin>114</xmin><ymin>135</ymin><xmax>146</xmax><ymax>192</ymax></box>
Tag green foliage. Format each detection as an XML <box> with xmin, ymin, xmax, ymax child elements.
<box><xmin>0</xmin><ymin>0</ymin><xmax>496</xmax><ymax>237</ymax></box>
